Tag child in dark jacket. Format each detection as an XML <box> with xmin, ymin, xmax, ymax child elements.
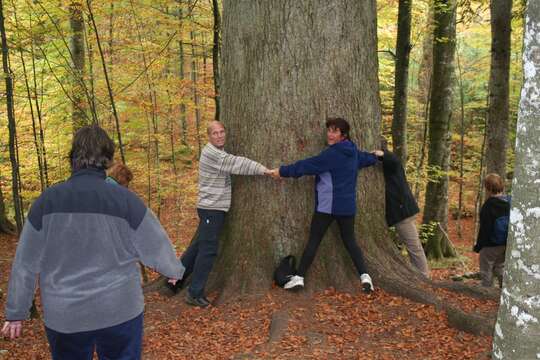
<box><xmin>269</xmin><ymin>118</ymin><xmax>377</xmax><ymax>292</ymax></box>
<box><xmin>474</xmin><ymin>173</ymin><xmax>510</xmax><ymax>287</ymax></box>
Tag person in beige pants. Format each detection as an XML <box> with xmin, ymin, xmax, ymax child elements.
<box><xmin>373</xmin><ymin>141</ymin><xmax>430</xmax><ymax>278</ymax></box>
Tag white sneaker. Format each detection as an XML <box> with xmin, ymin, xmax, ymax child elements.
<box><xmin>360</xmin><ymin>273</ymin><xmax>374</xmax><ymax>293</ymax></box>
<box><xmin>283</xmin><ymin>275</ymin><xmax>304</xmax><ymax>290</ymax></box>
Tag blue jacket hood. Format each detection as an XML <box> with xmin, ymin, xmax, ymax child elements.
<box><xmin>330</xmin><ymin>140</ymin><xmax>357</xmax><ymax>157</ymax></box>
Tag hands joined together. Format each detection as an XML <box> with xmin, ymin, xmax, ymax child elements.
<box><xmin>264</xmin><ymin>168</ymin><xmax>281</xmax><ymax>180</ymax></box>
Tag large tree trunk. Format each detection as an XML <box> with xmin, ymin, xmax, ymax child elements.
<box><xmin>391</xmin><ymin>0</ymin><xmax>412</xmax><ymax>165</ymax></box>
<box><xmin>69</xmin><ymin>0</ymin><xmax>87</xmax><ymax>131</ymax></box>
<box><xmin>211</xmin><ymin>0</ymin><xmax>423</xmax><ymax>297</ymax></box>
<box><xmin>492</xmin><ymin>2</ymin><xmax>540</xmax><ymax>357</ymax></box>
<box><xmin>422</xmin><ymin>0</ymin><xmax>457</xmax><ymax>260</ymax></box>
<box><xmin>486</xmin><ymin>0</ymin><xmax>512</xmax><ymax>179</ymax></box>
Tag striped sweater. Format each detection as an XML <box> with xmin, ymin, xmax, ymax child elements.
<box><xmin>197</xmin><ymin>143</ymin><xmax>267</xmax><ymax>212</ymax></box>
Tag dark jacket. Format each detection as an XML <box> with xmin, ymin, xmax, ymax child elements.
<box><xmin>379</xmin><ymin>150</ymin><xmax>419</xmax><ymax>226</ymax></box>
<box><xmin>5</xmin><ymin>168</ymin><xmax>184</xmax><ymax>333</ymax></box>
<box><xmin>279</xmin><ymin>140</ymin><xmax>377</xmax><ymax>216</ymax></box>
<box><xmin>474</xmin><ymin>195</ymin><xmax>511</xmax><ymax>252</ymax></box>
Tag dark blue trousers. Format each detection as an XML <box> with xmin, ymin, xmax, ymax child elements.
<box><xmin>45</xmin><ymin>312</ymin><xmax>143</xmax><ymax>360</ymax></box>
<box><xmin>181</xmin><ymin>208</ymin><xmax>226</xmax><ymax>298</ymax></box>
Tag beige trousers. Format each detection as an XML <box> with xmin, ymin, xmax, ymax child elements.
<box><xmin>394</xmin><ymin>215</ymin><xmax>430</xmax><ymax>278</ymax></box>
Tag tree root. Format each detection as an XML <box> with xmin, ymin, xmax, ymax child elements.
<box><xmin>431</xmin><ymin>280</ymin><xmax>500</xmax><ymax>301</ymax></box>
<box><xmin>377</xmin><ymin>274</ymin><xmax>497</xmax><ymax>336</ymax></box>
<box><xmin>442</xmin><ymin>303</ymin><xmax>496</xmax><ymax>336</ymax></box>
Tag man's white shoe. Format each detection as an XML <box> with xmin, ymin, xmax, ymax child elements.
<box><xmin>283</xmin><ymin>275</ymin><xmax>304</xmax><ymax>290</ymax></box>
<box><xmin>360</xmin><ymin>273</ymin><xmax>374</xmax><ymax>293</ymax></box>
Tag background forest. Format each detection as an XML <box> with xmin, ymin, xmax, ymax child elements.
<box><xmin>0</xmin><ymin>0</ymin><xmax>525</xmax><ymax>244</ymax></box>
<box><xmin>0</xmin><ymin>0</ymin><xmax>533</xmax><ymax>358</ymax></box>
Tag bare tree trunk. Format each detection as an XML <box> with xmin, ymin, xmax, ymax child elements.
<box><xmin>391</xmin><ymin>0</ymin><xmax>412</xmax><ymax>165</ymax></box>
<box><xmin>492</xmin><ymin>2</ymin><xmax>540</xmax><ymax>356</ymax></box>
<box><xmin>69</xmin><ymin>0</ymin><xmax>88</xmax><ymax>131</ymax></box>
<box><xmin>486</xmin><ymin>0</ymin><xmax>512</xmax><ymax>178</ymax></box>
<box><xmin>86</xmin><ymin>0</ymin><xmax>125</xmax><ymax>164</ymax></box>
<box><xmin>474</xmin><ymin>95</ymin><xmax>489</xmax><ymax>238</ymax></box>
<box><xmin>30</xmin><ymin>15</ymin><xmax>49</xmax><ymax>187</ymax></box>
<box><xmin>413</xmin><ymin>78</ymin><xmax>431</xmax><ymax>201</ymax></box>
<box><xmin>413</xmin><ymin>3</ymin><xmax>434</xmax><ymax>200</ymax></box>
<box><xmin>0</xmin><ymin>0</ymin><xmax>23</xmax><ymax>233</ymax></box>
<box><xmin>422</xmin><ymin>0</ymin><xmax>457</xmax><ymax>260</ymax></box>
<box><xmin>212</xmin><ymin>0</ymin><xmax>221</xmax><ymax>121</ymax></box>
<box><xmin>176</xmin><ymin>3</ymin><xmax>188</xmax><ymax>146</ymax></box>
<box><xmin>190</xmin><ymin>30</ymin><xmax>202</xmax><ymax>157</ymax></box>
<box><xmin>456</xmin><ymin>45</ymin><xmax>466</xmax><ymax>239</ymax></box>
<box><xmin>84</xmin><ymin>14</ymin><xmax>98</xmax><ymax>126</ymax></box>
<box><xmin>107</xmin><ymin>0</ymin><xmax>114</xmax><ymax>129</ymax></box>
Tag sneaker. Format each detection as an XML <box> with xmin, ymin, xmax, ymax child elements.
<box><xmin>283</xmin><ymin>275</ymin><xmax>304</xmax><ymax>290</ymax></box>
<box><xmin>360</xmin><ymin>273</ymin><xmax>374</xmax><ymax>293</ymax></box>
<box><xmin>185</xmin><ymin>293</ymin><xmax>211</xmax><ymax>308</ymax></box>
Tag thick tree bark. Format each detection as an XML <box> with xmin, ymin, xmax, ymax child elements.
<box><xmin>210</xmin><ymin>0</ymin><xmax>425</xmax><ymax>297</ymax></box>
<box><xmin>69</xmin><ymin>0</ymin><xmax>87</xmax><ymax>131</ymax></box>
<box><xmin>492</xmin><ymin>2</ymin><xmax>540</xmax><ymax>357</ymax></box>
<box><xmin>422</xmin><ymin>0</ymin><xmax>457</xmax><ymax>260</ymax></box>
<box><xmin>486</xmin><ymin>0</ymin><xmax>512</xmax><ymax>178</ymax></box>
<box><xmin>391</xmin><ymin>0</ymin><xmax>412</xmax><ymax>165</ymax></box>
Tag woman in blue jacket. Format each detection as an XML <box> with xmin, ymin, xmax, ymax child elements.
<box><xmin>270</xmin><ymin>118</ymin><xmax>377</xmax><ymax>292</ymax></box>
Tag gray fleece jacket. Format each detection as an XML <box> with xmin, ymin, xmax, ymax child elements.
<box><xmin>4</xmin><ymin>168</ymin><xmax>184</xmax><ymax>333</ymax></box>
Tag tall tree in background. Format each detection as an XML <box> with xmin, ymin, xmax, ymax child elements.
<box><xmin>492</xmin><ymin>1</ymin><xmax>540</xmax><ymax>356</ymax></box>
<box><xmin>391</xmin><ymin>0</ymin><xmax>412</xmax><ymax>165</ymax></box>
<box><xmin>422</xmin><ymin>0</ymin><xmax>457</xmax><ymax>259</ymax></box>
<box><xmin>413</xmin><ymin>2</ymin><xmax>434</xmax><ymax>199</ymax></box>
<box><xmin>211</xmin><ymin>0</ymin><xmax>221</xmax><ymax>121</ymax></box>
<box><xmin>86</xmin><ymin>0</ymin><xmax>125</xmax><ymax>163</ymax></box>
<box><xmin>1</xmin><ymin>0</ymin><xmax>23</xmax><ymax>232</ymax></box>
<box><xmin>486</xmin><ymin>0</ymin><xmax>513</xmax><ymax>178</ymax></box>
<box><xmin>69</xmin><ymin>0</ymin><xmax>87</xmax><ymax>131</ymax></box>
<box><xmin>211</xmin><ymin>0</ymin><xmax>428</xmax><ymax>297</ymax></box>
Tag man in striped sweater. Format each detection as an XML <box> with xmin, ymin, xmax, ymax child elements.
<box><xmin>169</xmin><ymin>121</ymin><xmax>270</xmax><ymax>307</ymax></box>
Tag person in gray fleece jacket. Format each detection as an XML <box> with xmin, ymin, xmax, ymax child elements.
<box><xmin>2</xmin><ymin>125</ymin><xmax>184</xmax><ymax>360</ymax></box>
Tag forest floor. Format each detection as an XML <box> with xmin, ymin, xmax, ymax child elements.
<box><xmin>0</xmin><ymin>177</ymin><xmax>498</xmax><ymax>359</ymax></box>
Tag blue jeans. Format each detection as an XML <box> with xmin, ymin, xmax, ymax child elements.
<box><xmin>181</xmin><ymin>209</ymin><xmax>226</xmax><ymax>298</ymax></box>
<box><xmin>45</xmin><ymin>312</ymin><xmax>143</xmax><ymax>360</ymax></box>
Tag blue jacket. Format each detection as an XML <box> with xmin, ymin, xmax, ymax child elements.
<box><xmin>279</xmin><ymin>140</ymin><xmax>377</xmax><ymax>216</ymax></box>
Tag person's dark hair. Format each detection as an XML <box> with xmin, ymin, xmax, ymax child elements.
<box><xmin>69</xmin><ymin>125</ymin><xmax>115</xmax><ymax>171</ymax></box>
<box><xmin>484</xmin><ymin>173</ymin><xmax>504</xmax><ymax>194</ymax></box>
<box><xmin>325</xmin><ymin>117</ymin><xmax>350</xmax><ymax>139</ymax></box>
